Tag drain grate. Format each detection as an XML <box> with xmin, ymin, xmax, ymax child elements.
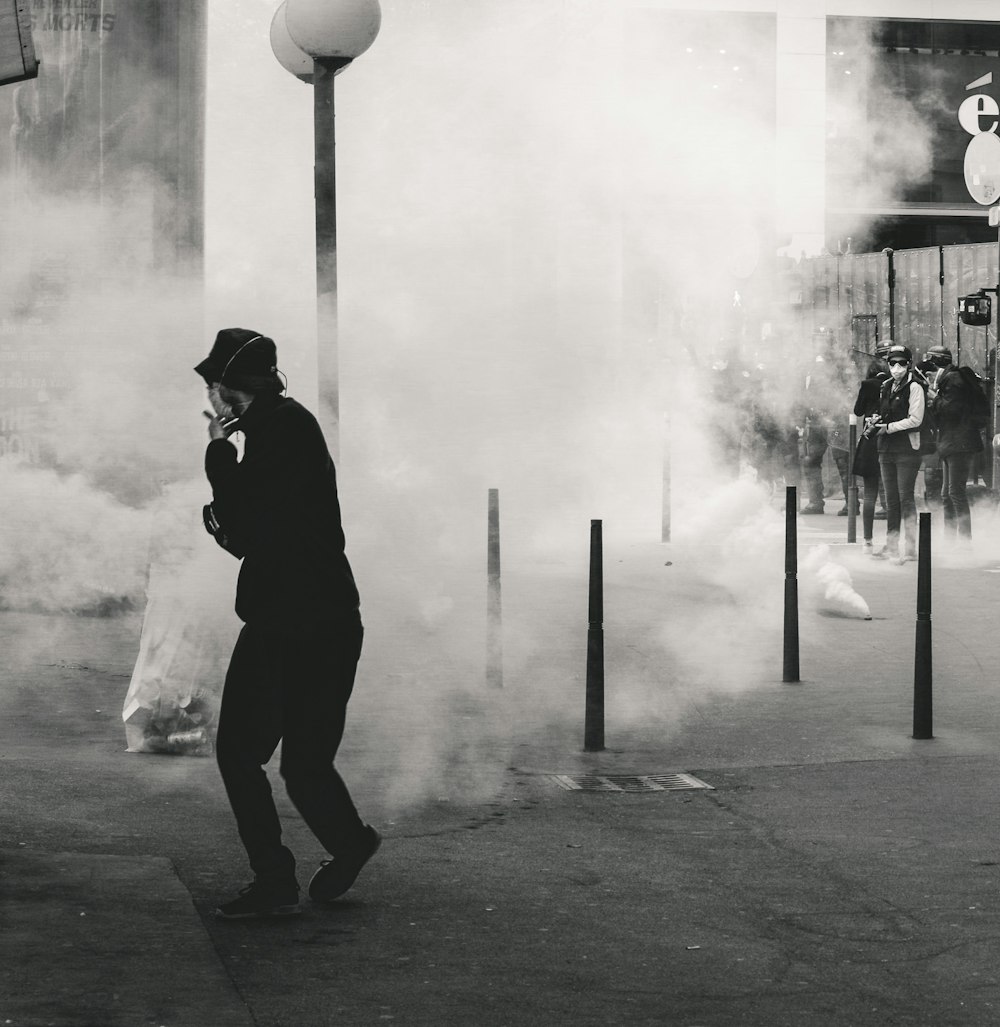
<box><xmin>549</xmin><ymin>773</ymin><xmax>714</xmax><ymax>793</ymax></box>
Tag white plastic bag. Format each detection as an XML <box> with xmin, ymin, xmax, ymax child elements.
<box><xmin>123</xmin><ymin>485</ymin><xmax>240</xmax><ymax>755</ymax></box>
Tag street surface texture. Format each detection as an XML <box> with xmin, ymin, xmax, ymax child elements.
<box><xmin>1</xmin><ymin>512</ymin><xmax>998</xmax><ymax>1026</ymax></box>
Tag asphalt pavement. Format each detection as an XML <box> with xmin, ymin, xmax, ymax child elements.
<box><xmin>1</xmin><ymin>497</ymin><xmax>998</xmax><ymax>1027</ymax></box>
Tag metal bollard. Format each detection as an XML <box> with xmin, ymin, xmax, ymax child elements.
<box><xmin>783</xmin><ymin>486</ymin><xmax>800</xmax><ymax>683</ymax></box>
<box><xmin>662</xmin><ymin>412</ymin><xmax>671</xmax><ymax>543</ymax></box>
<box><xmin>487</xmin><ymin>489</ymin><xmax>503</xmax><ymax>688</ymax></box>
<box><xmin>912</xmin><ymin>512</ymin><xmax>933</xmax><ymax>739</ymax></box>
<box><xmin>847</xmin><ymin>416</ymin><xmax>858</xmax><ymax>544</ymax></box>
<box><xmin>584</xmin><ymin>519</ymin><xmax>605</xmax><ymax>752</ymax></box>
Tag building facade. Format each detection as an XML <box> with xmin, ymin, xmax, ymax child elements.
<box><xmin>0</xmin><ymin>0</ymin><xmax>206</xmax><ymax>476</ymax></box>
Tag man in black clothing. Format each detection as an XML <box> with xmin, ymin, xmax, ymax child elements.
<box><xmin>195</xmin><ymin>328</ymin><xmax>380</xmax><ymax>920</ymax></box>
<box><xmin>926</xmin><ymin>345</ymin><xmax>985</xmax><ymax>542</ymax></box>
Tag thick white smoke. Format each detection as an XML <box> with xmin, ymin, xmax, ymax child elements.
<box><xmin>802</xmin><ymin>544</ymin><xmax>872</xmax><ymax>620</ymax></box>
<box><xmin>0</xmin><ymin>3</ymin><xmax>962</xmax><ymax>810</ymax></box>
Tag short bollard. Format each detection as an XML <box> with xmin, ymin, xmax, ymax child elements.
<box><xmin>783</xmin><ymin>486</ymin><xmax>800</xmax><ymax>683</ymax></box>
<box><xmin>847</xmin><ymin>418</ymin><xmax>858</xmax><ymax>544</ymax></box>
<box><xmin>584</xmin><ymin>519</ymin><xmax>605</xmax><ymax>752</ymax></box>
<box><xmin>487</xmin><ymin>488</ymin><xmax>503</xmax><ymax>689</ymax></box>
<box><xmin>662</xmin><ymin>411</ymin><xmax>671</xmax><ymax>544</ymax></box>
<box><xmin>912</xmin><ymin>512</ymin><xmax>933</xmax><ymax>739</ymax></box>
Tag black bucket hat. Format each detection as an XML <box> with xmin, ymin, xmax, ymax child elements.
<box><xmin>195</xmin><ymin>328</ymin><xmax>283</xmax><ymax>392</ymax></box>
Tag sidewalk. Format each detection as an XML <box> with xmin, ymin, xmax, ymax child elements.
<box><xmin>1</xmin><ymin>505</ymin><xmax>998</xmax><ymax>1026</ymax></box>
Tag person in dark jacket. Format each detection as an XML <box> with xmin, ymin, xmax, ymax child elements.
<box><xmin>195</xmin><ymin>328</ymin><xmax>380</xmax><ymax>920</ymax></box>
<box><xmin>798</xmin><ymin>354</ymin><xmax>833</xmax><ymax>514</ymax></box>
<box><xmin>926</xmin><ymin>345</ymin><xmax>984</xmax><ymax>542</ymax></box>
<box><xmin>852</xmin><ymin>359</ymin><xmax>889</xmax><ymax>552</ymax></box>
<box><xmin>871</xmin><ymin>344</ymin><xmax>925</xmax><ymax>562</ymax></box>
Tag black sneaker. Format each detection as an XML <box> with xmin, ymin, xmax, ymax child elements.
<box><xmin>309</xmin><ymin>825</ymin><xmax>382</xmax><ymax>903</ymax></box>
<box><xmin>215</xmin><ymin>878</ymin><xmax>301</xmax><ymax>920</ymax></box>
<box><xmin>800</xmin><ymin>504</ymin><xmax>825</xmax><ymax>515</ymax></box>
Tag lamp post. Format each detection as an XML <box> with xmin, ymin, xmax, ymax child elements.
<box><xmin>271</xmin><ymin>0</ymin><xmax>381</xmax><ymax>457</ymax></box>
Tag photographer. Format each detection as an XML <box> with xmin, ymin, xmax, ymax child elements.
<box><xmin>196</xmin><ymin>328</ymin><xmax>380</xmax><ymax>921</ymax></box>
<box><xmin>853</xmin><ymin>357</ymin><xmax>889</xmax><ymax>552</ymax></box>
<box><xmin>871</xmin><ymin>345</ymin><xmax>925</xmax><ymax>562</ymax></box>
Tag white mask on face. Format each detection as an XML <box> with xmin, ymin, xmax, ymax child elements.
<box><xmin>889</xmin><ymin>363</ymin><xmax>908</xmax><ymax>381</ymax></box>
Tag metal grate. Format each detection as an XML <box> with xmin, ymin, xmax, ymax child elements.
<box><xmin>549</xmin><ymin>773</ymin><xmax>714</xmax><ymax>793</ymax></box>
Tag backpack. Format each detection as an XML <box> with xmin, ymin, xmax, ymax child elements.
<box><xmin>916</xmin><ymin>380</ymin><xmax>937</xmax><ymax>455</ymax></box>
<box><xmin>956</xmin><ymin>366</ymin><xmax>991</xmax><ymax>431</ymax></box>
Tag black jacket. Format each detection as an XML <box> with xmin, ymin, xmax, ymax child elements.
<box><xmin>205</xmin><ymin>393</ymin><xmax>360</xmax><ymax>633</ymax></box>
<box><xmin>876</xmin><ymin>373</ymin><xmax>925</xmax><ymax>456</ymax></box>
<box><xmin>931</xmin><ymin>365</ymin><xmax>984</xmax><ymax>459</ymax></box>
<box><xmin>853</xmin><ymin>375</ymin><xmax>886</xmax><ymax>420</ymax></box>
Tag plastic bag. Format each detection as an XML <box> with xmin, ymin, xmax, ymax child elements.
<box><xmin>123</xmin><ymin>485</ymin><xmax>240</xmax><ymax>755</ymax></box>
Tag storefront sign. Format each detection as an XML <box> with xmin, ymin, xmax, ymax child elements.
<box><xmin>962</xmin><ymin>72</ymin><xmax>1000</xmax><ymax>204</ymax></box>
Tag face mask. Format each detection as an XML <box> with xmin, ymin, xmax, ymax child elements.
<box><xmin>889</xmin><ymin>363</ymin><xmax>907</xmax><ymax>381</ymax></box>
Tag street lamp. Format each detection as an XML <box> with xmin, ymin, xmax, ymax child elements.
<box><xmin>270</xmin><ymin>0</ymin><xmax>381</xmax><ymax>456</ymax></box>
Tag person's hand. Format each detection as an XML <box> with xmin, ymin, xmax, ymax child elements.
<box><xmin>203</xmin><ymin>410</ymin><xmax>238</xmax><ymax>441</ymax></box>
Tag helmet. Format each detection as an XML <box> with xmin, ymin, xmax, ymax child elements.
<box><xmin>925</xmin><ymin>345</ymin><xmax>953</xmax><ymax>369</ymax></box>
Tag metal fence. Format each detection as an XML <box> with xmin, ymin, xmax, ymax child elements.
<box><xmin>782</xmin><ymin>243</ymin><xmax>999</xmax><ymax>380</ymax></box>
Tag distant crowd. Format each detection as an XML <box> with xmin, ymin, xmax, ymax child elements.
<box><xmin>710</xmin><ymin>343</ymin><xmax>991</xmax><ymax>564</ymax></box>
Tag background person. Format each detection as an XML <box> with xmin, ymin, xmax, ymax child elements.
<box><xmin>873</xmin><ymin>345</ymin><xmax>925</xmax><ymax>562</ymax></box>
<box><xmin>853</xmin><ymin>358</ymin><xmax>889</xmax><ymax>552</ymax></box>
<box><xmin>926</xmin><ymin>345</ymin><xmax>984</xmax><ymax>544</ymax></box>
<box><xmin>798</xmin><ymin>354</ymin><xmax>831</xmax><ymax>514</ymax></box>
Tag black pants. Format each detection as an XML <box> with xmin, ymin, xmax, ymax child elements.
<box><xmin>941</xmin><ymin>451</ymin><xmax>974</xmax><ymax>538</ymax></box>
<box><xmin>879</xmin><ymin>451</ymin><xmax>922</xmax><ymax>555</ymax></box>
<box><xmin>215</xmin><ymin>612</ymin><xmax>365</xmax><ymax>884</ymax></box>
<box><xmin>831</xmin><ymin>448</ymin><xmax>856</xmax><ymax>509</ymax></box>
<box><xmin>860</xmin><ymin>471</ymin><xmax>880</xmax><ymax>542</ymax></box>
<box><xmin>802</xmin><ymin>434</ymin><xmax>828</xmax><ymax>507</ymax></box>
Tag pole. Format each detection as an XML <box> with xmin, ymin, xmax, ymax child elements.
<box><xmin>487</xmin><ymin>488</ymin><xmax>503</xmax><ymax>689</ymax></box>
<box><xmin>584</xmin><ymin>520</ymin><xmax>605</xmax><ymax>751</ymax></box>
<box><xmin>661</xmin><ymin>412</ymin><xmax>671</xmax><ymax>543</ymax></box>
<box><xmin>994</xmin><ymin>224</ymin><xmax>1000</xmax><ymax>492</ymax></box>
<box><xmin>783</xmin><ymin>486</ymin><xmax>800</xmax><ymax>683</ymax></box>
<box><xmin>938</xmin><ymin>245</ymin><xmax>946</xmax><ymax>347</ymax></box>
<box><xmin>847</xmin><ymin>417</ymin><xmax>858</xmax><ymax>544</ymax></box>
<box><xmin>912</xmin><ymin>512</ymin><xmax>933</xmax><ymax>739</ymax></box>
<box><xmin>884</xmin><ymin>247</ymin><xmax>896</xmax><ymax>342</ymax></box>
<box><xmin>313</xmin><ymin>56</ymin><xmax>350</xmax><ymax>459</ymax></box>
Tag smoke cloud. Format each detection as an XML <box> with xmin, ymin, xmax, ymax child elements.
<box><xmin>802</xmin><ymin>544</ymin><xmax>872</xmax><ymax>620</ymax></box>
<box><xmin>0</xmin><ymin>3</ymin><xmax>971</xmax><ymax>813</ymax></box>
<box><xmin>825</xmin><ymin>20</ymin><xmax>937</xmax><ymax>246</ymax></box>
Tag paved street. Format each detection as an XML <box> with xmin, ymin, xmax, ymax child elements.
<box><xmin>1</xmin><ymin>503</ymin><xmax>998</xmax><ymax>1026</ymax></box>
